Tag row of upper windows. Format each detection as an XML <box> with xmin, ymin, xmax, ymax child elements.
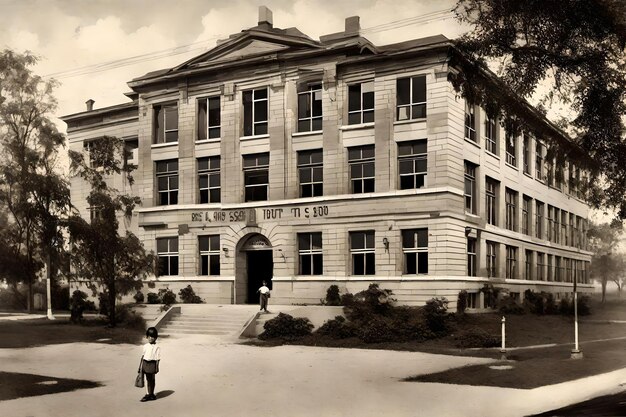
<box><xmin>154</xmin><ymin>140</ymin><xmax>427</xmax><ymax>205</ymax></box>
<box><xmin>152</xmin><ymin>75</ymin><xmax>427</xmax><ymax>144</ymax></box>
<box><xmin>463</xmin><ymin>161</ymin><xmax>588</xmax><ymax>250</ymax></box>
<box><xmin>156</xmin><ymin>229</ymin><xmax>428</xmax><ymax>277</ymax></box>
<box><xmin>464</xmin><ymin>103</ymin><xmax>585</xmax><ymax>200</ymax></box>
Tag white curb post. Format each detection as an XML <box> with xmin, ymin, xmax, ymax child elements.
<box><xmin>46</xmin><ymin>253</ymin><xmax>55</xmax><ymax>320</ymax></box>
<box><xmin>571</xmin><ymin>276</ymin><xmax>583</xmax><ymax>359</ymax></box>
<box><xmin>500</xmin><ymin>316</ymin><xmax>506</xmax><ymax>360</ymax></box>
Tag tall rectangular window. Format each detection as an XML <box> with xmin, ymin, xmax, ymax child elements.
<box><xmin>486</xmin><ymin>241</ymin><xmax>497</xmax><ymax>278</ymax></box>
<box><xmin>396</xmin><ymin>75</ymin><xmax>426</xmax><ymax>121</ymax></box>
<box><xmin>157</xmin><ymin>237</ymin><xmax>178</xmax><ymax>276</ymax></box>
<box><xmin>535</xmin><ymin>201</ymin><xmax>544</xmax><ymax>239</ymax></box>
<box><xmin>505</xmin><ymin>188</ymin><xmax>517</xmax><ymax>231</ymax></box>
<box><xmin>197</xmin><ymin>96</ymin><xmax>220</xmax><ymax>140</ymax></box>
<box><xmin>243</xmin><ymin>88</ymin><xmax>268</xmax><ymax>136</ymax></box>
<box><xmin>522</xmin><ymin>195</ymin><xmax>531</xmax><ymax>235</ymax></box>
<box><xmin>199</xmin><ymin>235</ymin><xmax>220</xmax><ymax>276</ymax></box>
<box><xmin>523</xmin><ymin>133</ymin><xmax>531</xmax><ymax>174</ymax></box>
<box><xmin>547</xmin><ymin>205</ymin><xmax>554</xmax><ymax>242</ymax></box>
<box><xmin>298</xmin><ymin>232</ymin><xmax>323</xmax><ymax>275</ymax></box>
<box><xmin>555</xmin><ymin>256</ymin><xmax>562</xmax><ymax>281</ymax></box>
<box><xmin>553</xmin><ymin>208</ymin><xmax>560</xmax><ymax>244</ymax></box>
<box><xmin>555</xmin><ymin>163</ymin><xmax>564</xmax><ymax>190</ymax></box>
<box><xmin>243</xmin><ymin>153</ymin><xmax>269</xmax><ymax>202</ymax></box>
<box><xmin>561</xmin><ymin>211</ymin><xmax>568</xmax><ymax>246</ymax></box>
<box><xmin>402</xmin><ymin>229</ymin><xmax>428</xmax><ymax>274</ymax></box>
<box><xmin>154</xmin><ymin>103</ymin><xmax>178</xmax><ymax>144</ymax></box>
<box><xmin>506</xmin><ymin>246</ymin><xmax>517</xmax><ymax>279</ymax></box>
<box><xmin>298</xmin><ymin>150</ymin><xmax>323</xmax><ymax>197</ymax></box>
<box><xmin>398</xmin><ymin>140</ymin><xmax>427</xmax><ymax>190</ymax></box>
<box><xmin>198</xmin><ymin>157</ymin><xmax>221</xmax><ymax>203</ymax></box>
<box><xmin>156</xmin><ymin>159</ymin><xmax>178</xmax><ymax>206</ymax></box>
<box><xmin>536</xmin><ymin>252</ymin><xmax>545</xmax><ymax>281</ymax></box>
<box><xmin>464</xmin><ymin>102</ymin><xmax>476</xmax><ymax>142</ymax></box>
<box><xmin>349</xmin><ymin>145</ymin><xmax>375</xmax><ymax>193</ymax></box>
<box><xmin>547</xmin><ymin>255</ymin><xmax>553</xmax><ymax>281</ymax></box>
<box><xmin>486</xmin><ymin>177</ymin><xmax>497</xmax><ymax>226</ymax></box>
<box><xmin>535</xmin><ymin>139</ymin><xmax>544</xmax><ymax>180</ymax></box>
<box><xmin>568</xmin><ymin>162</ymin><xmax>576</xmax><ymax>196</ymax></box>
<box><xmin>348</xmin><ymin>81</ymin><xmax>374</xmax><ymax>125</ymax></box>
<box><xmin>546</xmin><ymin>160</ymin><xmax>554</xmax><ymax>187</ymax></box>
<box><xmin>467</xmin><ymin>237</ymin><xmax>477</xmax><ymax>277</ymax></box>
<box><xmin>350</xmin><ymin>231</ymin><xmax>375</xmax><ymax>275</ymax></box>
<box><xmin>298</xmin><ymin>83</ymin><xmax>322</xmax><ymax>132</ymax></box>
<box><xmin>464</xmin><ymin>161</ymin><xmax>477</xmax><ymax>213</ymax></box>
<box><xmin>525</xmin><ymin>250</ymin><xmax>533</xmax><ymax>280</ymax></box>
<box><xmin>505</xmin><ymin>130</ymin><xmax>517</xmax><ymax>167</ymax></box>
<box><xmin>485</xmin><ymin>113</ymin><xmax>497</xmax><ymax>154</ymax></box>
<box><xmin>124</xmin><ymin>139</ymin><xmax>139</xmax><ymax>168</ymax></box>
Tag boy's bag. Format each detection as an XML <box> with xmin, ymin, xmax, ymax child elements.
<box><xmin>135</xmin><ymin>356</ymin><xmax>144</xmax><ymax>388</ymax></box>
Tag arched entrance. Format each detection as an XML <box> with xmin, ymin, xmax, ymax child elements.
<box><xmin>235</xmin><ymin>233</ymin><xmax>273</xmax><ymax>304</ymax></box>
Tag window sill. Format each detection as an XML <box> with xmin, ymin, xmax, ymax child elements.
<box><xmin>292</xmin><ymin>130</ymin><xmax>323</xmax><ymax>138</ymax></box>
<box><xmin>523</xmin><ymin>172</ymin><xmax>533</xmax><ymax>179</ymax></box>
<box><xmin>505</xmin><ymin>162</ymin><xmax>518</xmax><ymax>170</ymax></box>
<box><xmin>393</xmin><ymin>118</ymin><xmax>426</xmax><ymax>127</ymax></box>
<box><xmin>485</xmin><ymin>150</ymin><xmax>500</xmax><ymax>161</ymax></box>
<box><xmin>240</xmin><ymin>134</ymin><xmax>270</xmax><ymax>141</ymax></box>
<box><xmin>152</xmin><ymin>142</ymin><xmax>178</xmax><ymax>149</ymax></box>
<box><xmin>195</xmin><ymin>138</ymin><xmax>221</xmax><ymax>144</ymax></box>
<box><xmin>464</xmin><ymin>137</ymin><xmax>480</xmax><ymax>149</ymax></box>
<box><xmin>340</xmin><ymin>122</ymin><xmax>375</xmax><ymax>131</ymax></box>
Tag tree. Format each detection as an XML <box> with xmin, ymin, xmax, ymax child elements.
<box><xmin>68</xmin><ymin>136</ymin><xmax>154</xmax><ymax>326</ymax></box>
<box><xmin>0</xmin><ymin>50</ymin><xmax>70</xmax><ymax>312</ymax></box>
<box><xmin>588</xmin><ymin>221</ymin><xmax>624</xmax><ymax>302</ymax></box>
<box><xmin>454</xmin><ymin>0</ymin><xmax>626</xmax><ymax>218</ymax></box>
<box><xmin>611</xmin><ymin>255</ymin><xmax>626</xmax><ymax>296</ymax></box>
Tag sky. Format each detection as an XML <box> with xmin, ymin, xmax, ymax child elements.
<box><xmin>0</xmin><ymin>0</ymin><xmax>466</xmax><ymax>128</ymax></box>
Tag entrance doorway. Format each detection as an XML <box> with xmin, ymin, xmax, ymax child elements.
<box><xmin>246</xmin><ymin>251</ymin><xmax>273</xmax><ymax>304</ymax></box>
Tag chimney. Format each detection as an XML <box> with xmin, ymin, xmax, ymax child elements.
<box><xmin>345</xmin><ymin>16</ymin><xmax>360</xmax><ymax>34</ymax></box>
<box><xmin>258</xmin><ymin>6</ymin><xmax>273</xmax><ymax>28</ymax></box>
<box><xmin>85</xmin><ymin>99</ymin><xmax>95</xmax><ymax>111</ymax></box>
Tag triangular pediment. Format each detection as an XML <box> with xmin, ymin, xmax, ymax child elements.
<box><xmin>211</xmin><ymin>39</ymin><xmax>290</xmax><ymax>63</ymax></box>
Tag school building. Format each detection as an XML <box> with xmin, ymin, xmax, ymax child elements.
<box><xmin>62</xmin><ymin>7</ymin><xmax>593</xmax><ymax>309</ymax></box>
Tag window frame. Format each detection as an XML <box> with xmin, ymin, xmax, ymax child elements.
<box><xmin>298</xmin><ymin>232</ymin><xmax>323</xmax><ymax>275</ymax></box>
<box><xmin>402</xmin><ymin>228</ymin><xmax>428</xmax><ymax>275</ymax></box>
<box><xmin>297</xmin><ymin>149</ymin><xmax>323</xmax><ymax>198</ymax></box>
<box><xmin>396</xmin><ymin>75</ymin><xmax>427</xmax><ymax>121</ymax></box>
<box><xmin>154</xmin><ymin>103</ymin><xmax>179</xmax><ymax>144</ymax></box>
<box><xmin>350</xmin><ymin>231</ymin><xmax>375</xmax><ymax>275</ymax></box>
<box><xmin>242</xmin><ymin>87</ymin><xmax>268</xmax><ymax>137</ymax></box>
<box><xmin>348</xmin><ymin>81</ymin><xmax>375</xmax><ymax>125</ymax></box>
<box><xmin>198</xmin><ymin>156</ymin><xmax>221</xmax><ymax>204</ymax></box>
<box><xmin>506</xmin><ymin>245</ymin><xmax>517</xmax><ymax>279</ymax></box>
<box><xmin>467</xmin><ymin>237</ymin><xmax>477</xmax><ymax>277</ymax></box>
<box><xmin>157</xmin><ymin>237</ymin><xmax>179</xmax><ymax>276</ymax></box>
<box><xmin>535</xmin><ymin>139</ymin><xmax>545</xmax><ymax>180</ymax></box>
<box><xmin>505</xmin><ymin>188</ymin><xmax>517</xmax><ymax>231</ymax></box>
<box><xmin>485</xmin><ymin>113</ymin><xmax>498</xmax><ymax>155</ymax></box>
<box><xmin>486</xmin><ymin>241</ymin><xmax>497</xmax><ymax>278</ymax></box>
<box><xmin>155</xmin><ymin>159</ymin><xmax>179</xmax><ymax>206</ymax></box>
<box><xmin>398</xmin><ymin>140</ymin><xmax>427</xmax><ymax>190</ymax></box>
<box><xmin>464</xmin><ymin>102</ymin><xmax>477</xmax><ymax>142</ymax></box>
<box><xmin>348</xmin><ymin>145</ymin><xmax>375</xmax><ymax>194</ymax></box>
<box><xmin>505</xmin><ymin>130</ymin><xmax>517</xmax><ymax>167</ymax></box>
<box><xmin>199</xmin><ymin>235</ymin><xmax>220</xmax><ymax>276</ymax></box>
<box><xmin>243</xmin><ymin>153</ymin><xmax>270</xmax><ymax>202</ymax></box>
<box><xmin>197</xmin><ymin>96</ymin><xmax>221</xmax><ymax>140</ymax></box>
<box><xmin>486</xmin><ymin>177</ymin><xmax>498</xmax><ymax>226</ymax></box>
<box><xmin>297</xmin><ymin>83</ymin><xmax>323</xmax><ymax>133</ymax></box>
<box><xmin>464</xmin><ymin>161</ymin><xmax>477</xmax><ymax>213</ymax></box>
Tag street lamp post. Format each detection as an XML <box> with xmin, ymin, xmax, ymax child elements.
<box><xmin>571</xmin><ymin>275</ymin><xmax>582</xmax><ymax>359</ymax></box>
<box><xmin>46</xmin><ymin>252</ymin><xmax>55</xmax><ymax>320</ymax></box>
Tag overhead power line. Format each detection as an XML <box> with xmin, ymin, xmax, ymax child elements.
<box><xmin>44</xmin><ymin>8</ymin><xmax>455</xmax><ymax>80</ymax></box>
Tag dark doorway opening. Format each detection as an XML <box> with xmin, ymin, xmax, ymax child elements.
<box><xmin>246</xmin><ymin>251</ymin><xmax>273</xmax><ymax>304</ymax></box>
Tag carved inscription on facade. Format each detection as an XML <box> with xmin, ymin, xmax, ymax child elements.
<box><xmin>190</xmin><ymin>205</ymin><xmax>329</xmax><ymax>223</ymax></box>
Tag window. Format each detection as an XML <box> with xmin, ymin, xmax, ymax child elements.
<box><xmin>561</xmin><ymin>211</ymin><xmax>568</xmax><ymax>246</ymax></box>
<box><xmin>349</xmin><ymin>145</ymin><xmax>375</xmax><ymax>193</ymax></box>
<box><xmin>535</xmin><ymin>139</ymin><xmax>544</xmax><ymax>180</ymax></box>
<box><xmin>154</xmin><ymin>103</ymin><xmax>178</xmax><ymax>144</ymax></box>
<box><xmin>124</xmin><ymin>139</ymin><xmax>139</xmax><ymax>168</ymax></box>
<box><xmin>568</xmin><ymin>162</ymin><xmax>576</xmax><ymax>196</ymax></box>
<box><xmin>199</xmin><ymin>235</ymin><xmax>220</xmax><ymax>275</ymax></box>
<box><xmin>298</xmin><ymin>232</ymin><xmax>323</xmax><ymax>275</ymax></box>
<box><xmin>402</xmin><ymin>229</ymin><xmax>428</xmax><ymax>274</ymax></box>
<box><xmin>243</xmin><ymin>153</ymin><xmax>269</xmax><ymax>202</ymax></box>
<box><xmin>156</xmin><ymin>159</ymin><xmax>178</xmax><ymax>206</ymax></box>
<box><xmin>565</xmin><ymin>258</ymin><xmax>573</xmax><ymax>283</ymax></box>
<box><xmin>546</xmin><ymin>159</ymin><xmax>554</xmax><ymax>187</ymax></box>
<box><xmin>466</xmin><ymin>292</ymin><xmax>478</xmax><ymax>309</ymax></box>
<box><xmin>485</xmin><ymin>113</ymin><xmax>497</xmax><ymax>154</ymax></box>
<box><xmin>522</xmin><ymin>195</ymin><xmax>531</xmax><ymax>235</ymax></box>
<box><xmin>535</xmin><ymin>201</ymin><xmax>544</xmax><ymax>239</ymax></box>
<box><xmin>298</xmin><ymin>83</ymin><xmax>322</xmax><ymax>132</ymax></box>
<box><xmin>396</xmin><ymin>76</ymin><xmax>426</xmax><ymax>121</ymax></box>
<box><xmin>467</xmin><ymin>237</ymin><xmax>477</xmax><ymax>277</ymax></box>
<box><xmin>575</xmin><ymin>167</ymin><xmax>583</xmax><ymax>199</ymax></box>
<box><xmin>555</xmin><ymin>256</ymin><xmax>562</xmax><ymax>281</ymax></box>
<box><xmin>575</xmin><ymin>216</ymin><xmax>582</xmax><ymax>248</ymax></box>
<box><xmin>398</xmin><ymin>140</ymin><xmax>427</xmax><ymax>190</ymax></box>
<box><xmin>555</xmin><ymin>163</ymin><xmax>564</xmax><ymax>190</ymax></box>
<box><xmin>348</xmin><ymin>81</ymin><xmax>374</xmax><ymax>125</ymax></box>
<box><xmin>198</xmin><ymin>157</ymin><xmax>220</xmax><ymax>203</ymax></box>
<box><xmin>298</xmin><ymin>150</ymin><xmax>323</xmax><ymax>197</ymax></box>
<box><xmin>506</xmin><ymin>246</ymin><xmax>517</xmax><ymax>279</ymax></box>
<box><xmin>536</xmin><ymin>252</ymin><xmax>545</xmax><ymax>281</ymax></box>
<box><xmin>553</xmin><ymin>207</ymin><xmax>560</xmax><ymax>244</ymax></box>
<box><xmin>464</xmin><ymin>102</ymin><xmax>477</xmax><ymax>142</ymax></box>
<box><xmin>547</xmin><ymin>255</ymin><xmax>553</xmax><ymax>281</ymax></box>
<box><xmin>486</xmin><ymin>177</ymin><xmax>498</xmax><ymax>226</ymax></box>
<box><xmin>523</xmin><ymin>133</ymin><xmax>531</xmax><ymax>174</ymax></box>
<box><xmin>243</xmin><ymin>88</ymin><xmax>268</xmax><ymax>136</ymax></box>
<box><xmin>350</xmin><ymin>231</ymin><xmax>375</xmax><ymax>275</ymax></box>
<box><xmin>505</xmin><ymin>130</ymin><xmax>517</xmax><ymax>167</ymax></box>
<box><xmin>464</xmin><ymin>162</ymin><xmax>477</xmax><ymax>213</ymax></box>
<box><xmin>486</xmin><ymin>241</ymin><xmax>497</xmax><ymax>278</ymax></box>
<box><xmin>505</xmin><ymin>188</ymin><xmax>517</xmax><ymax>231</ymax></box>
<box><xmin>525</xmin><ymin>250</ymin><xmax>533</xmax><ymax>280</ymax></box>
<box><xmin>157</xmin><ymin>237</ymin><xmax>178</xmax><ymax>276</ymax></box>
<box><xmin>198</xmin><ymin>96</ymin><xmax>221</xmax><ymax>140</ymax></box>
<box><xmin>547</xmin><ymin>205</ymin><xmax>554</xmax><ymax>242</ymax></box>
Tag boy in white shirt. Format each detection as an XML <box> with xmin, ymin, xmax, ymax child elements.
<box><xmin>257</xmin><ymin>281</ymin><xmax>271</xmax><ymax>313</ymax></box>
<box><xmin>140</xmin><ymin>327</ymin><xmax>161</xmax><ymax>402</ymax></box>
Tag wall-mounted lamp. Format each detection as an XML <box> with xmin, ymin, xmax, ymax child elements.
<box><xmin>382</xmin><ymin>237</ymin><xmax>389</xmax><ymax>252</ymax></box>
<box><xmin>277</xmin><ymin>248</ymin><xmax>286</xmax><ymax>261</ymax></box>
<box><xmin>222</xmin><ymin>247</ymin><xmax>229</xmax><ymax>257</ymax></box>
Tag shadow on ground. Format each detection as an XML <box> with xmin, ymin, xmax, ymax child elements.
<box><xmin>0</xmin><ymin>371</ymin><xmax>101</xmax><ymax>401</ymax></box>
<box><xmin>156</xmin><ymin>390</ymin><xmax>175</xmax><ymax>399</ymax></box>
<box><xmin>527</xmin><ymin>389</ymin><xmax>626</xmax><ymax>416</ymax></box>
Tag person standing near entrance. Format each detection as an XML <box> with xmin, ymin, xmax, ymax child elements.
<box><xmin>257</xmin><ymin>281</ymin><xmax>270</xmax><ymax>313</ymax></box>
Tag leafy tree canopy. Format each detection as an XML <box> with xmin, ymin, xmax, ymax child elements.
<box><xmin>454</xmin><ymin>0</ymin><xmax>626</xmax><ymax>218</ymax></box>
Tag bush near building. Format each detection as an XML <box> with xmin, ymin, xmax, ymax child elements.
<box><xmin>178</xmin><ymin>285</ymin><xmax>204</xmax><ymax>303</ymax></box>
<box><xmin>258</xmin><ymin>312</ymin><xmax>314</xmax><ymax>341</ymax></box>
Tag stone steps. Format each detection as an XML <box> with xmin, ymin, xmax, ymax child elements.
<box><xmin>159</xmin><ymin>309</ymin><xmax>257</xmax><ymax>337</ymax></box>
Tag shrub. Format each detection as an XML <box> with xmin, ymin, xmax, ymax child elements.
<box><xmin>545</xmin><ymin>294</ymin><xmax>559</xmax><ymax>315</ymax></box>
<box><xmin>147</xmin><ymin>292</ymin><xmax>160</xmax><ymax>304</ymax></box>
<box><xmin>559</xmin><ymin>298</ymin><xmax>571</xmax><ymax>315</ymax></box>
<box><xmin>577</xmin><ymin>295</ymin><xmax>591</xmax><ymax>316</ymax></box>
<box><xmin>178</xmin><ymin>285</ymin><xmax>204</xmax><ymax>303</ymax></box>
<box><xmin>315</xmin><ymin>316</ymin><xmax>358</xmax><ymax>339</ymax></box>
<box><xmin>133</xmin><ymin>291</ymin><xmax>145</xmax><ymax>304</ymax></box>
<box><xmin>454</xmin><ymin>328</ymin><xmax>501</xmax><ymax>348</ymax></box>
<box><xmin>324</xmin><ymin>285</ymin><xmax>342</xmax><ymax>306</ymax></box>
<box><xmin>69</xmin><ymin>290</ymin><xmax>91</xmax><ymax>323</ymax></box>
<box><xmin>481</xmin><ymin>284</ymin><xmax>503</xmax><ymax>309</ymax></box>
<box><xmin>457</xmin><ymin>290</ymin><xmax>468</xmax><ymax>315</ymax></box>
<box><xmin>360</xmin><ymin>316</ymin><xmax>396</xmax><ymax>343</ymax></box>
<box><xmin>147</xmin><ymin>281</ymin><xmax>156</xmax><ymax>289</ymax></box>
<box><xmin>158</xmin><ymin>288</ymin><xmax>177</xmax><ymax>306</ymax></box>
<box><xmin>343</xmin><ymin>284</ymin><xmax>396</xmax><ymax>323</ymax></box>
<box><xmin>423</xmin><ymin>297</ymin><xmax>449</xmax><ymax>334</ymax></box>
<box><xmin>115</xmin><ymin>304</ymin><xmax>147</xmax><ymax>330</ymax></box>
<box><xmin>259</xmin><ymin>312</ymin><xmax>314</xmax><ymax>341</ymax></box>
<box><xmin>498</xmin><ymin>296</ymin><xmax>525</xmax><ymax>315</ymax></box>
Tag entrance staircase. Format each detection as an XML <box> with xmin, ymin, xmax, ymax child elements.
<box><xmin>156</xmin><ymin>305</ymin><xmax>259</xmax><ymax>337</ymax></box>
